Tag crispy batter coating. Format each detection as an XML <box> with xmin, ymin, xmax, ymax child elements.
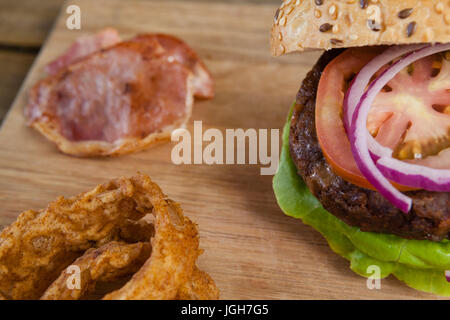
<box><xmin>41</xmin><ymin>241</ymin><xmax>151</xmax><ymax>300</ymax></box>
<box><xmin>42</xmin><ymin>241</ymin><xmax>218</xmax><ymax>300</ymax></box>
<box><xmin>177</xmin><ymin>267</ymin><xmax>220</xmax><ymax>300</ymax></box>
<box><xmin>103</xmin><ymin>198</ymin><xmax>200</xmax><ymax>300</ymax></box>
<box><xmin>0</xmin><ymin>174</ymin><xmax>218</xmax><ymax>300</ymax></box>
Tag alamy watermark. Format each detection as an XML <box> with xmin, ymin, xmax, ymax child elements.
<box><xmin>171</xmin><ymin>121</ymin><xmax>279</xmax><ymax>175</ymax></box>
<box><xmin>65</xmin><ymin>265</ymin><xmax>81</xmax><ymax>290</ymax></box>
<box><xmin>366</xmin><ymin>265</ymin><xmax>381</xmax><ymax>290</ymax></box>
<box><xmin>66</xmin><ymin>4</ymin><xmax>81</xmax><ymax>30</ymax></box>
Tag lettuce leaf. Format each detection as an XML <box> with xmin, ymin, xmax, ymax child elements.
<box><xmin>272</xmin><ymin>105</ymin><xmax>450</xmax><ymax>297</ymax></box>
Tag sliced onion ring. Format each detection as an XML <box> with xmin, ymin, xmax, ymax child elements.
<box><xmin>348</xmin><ymin>43</ymin><xmax>450</xmax><ymax>213</ymax></box>
<box><xmin>343</xmin><ymin>44</ymin><xmax>426</xmax><ymax>131</ymax></box>
<box><xmin>376</xmin><ymin>157</ymin><xmax>450</xmax><ymax>191</ymax></box>
<box><xmin>446</xmin><ymin>270</ymin><xmax>450</xmax><ymax>283</ymax></box>
<box><xmin>364</xmin><ymin>43</ymin><xmax>450</xmax><ymax>191</ymax></box>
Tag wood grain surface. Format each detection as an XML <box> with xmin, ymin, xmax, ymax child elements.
<box><xmin>0</xmin><ymin>50</ymin><xmax>35</xmax><ymax>121</ymax></box>
<box><xmin>0</xmin><ymin>0</ymin><xmax>444</xmax><ymax>299</ymax></box>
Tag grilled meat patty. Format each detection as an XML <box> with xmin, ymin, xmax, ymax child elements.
<box><xmin>289</xmin><ymin>49</ymin><xmax>450</xmax><ymax>241</ymax></box>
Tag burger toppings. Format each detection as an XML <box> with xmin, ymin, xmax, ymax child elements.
<box><xmin>316</xmin><ymin>44</ymin><xmax>450</xmax><ymax>213</ymax></box>
<box><xmin>316</xmin><ymin>47</ymin><xmax>417</xmax><ymax>192</ymax></box>
<box><xmin>342</xmin><ymin>44</ymin><xmax>450</xmax><ymax>212</ymax></box>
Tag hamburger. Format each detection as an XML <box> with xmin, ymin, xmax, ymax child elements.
<box><xmin>271</xmin><ymin>0</ymin><xmax>450</xmax><ymax>296</ymax></box>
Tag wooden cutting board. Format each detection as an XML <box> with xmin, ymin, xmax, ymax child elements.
<box><xmin>0</xmin><ymin>0</ymin><xmax>443</xmax><ymax>300</ymax></box>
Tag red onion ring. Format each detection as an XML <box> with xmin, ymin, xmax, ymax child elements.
<box><xmin>376</xmin><ymin>157</ymin><xmax>450</xmax><ymax>191</ymax></box>
<box><xmin>348</xmin><ymin>43</ymin><xmax>450</xmax><ymax>212</ymax></box>
<box><xmin>343</xmin><ymin>44</ymin><xmax>425</xmax><ymax>131</ymax></box>
<box><xmin>368</xmin><ymin>134</ymin><xmax>450</xmax><ymax>191</ymax></box>
<box><xmin>361</xmin><ymin>44</ymin><xmax>450</xmax><ymax>192</ymax></box>
<box><xmin>446</xmin><ymin>270</ymin><xmax>450</xmax><ymax>283</ymax></box>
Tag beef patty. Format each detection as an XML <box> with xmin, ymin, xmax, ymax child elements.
<box><xmin>289</xmin><ymin>49</ymin><xmax>450</xmax><ymax>241</ymax></box>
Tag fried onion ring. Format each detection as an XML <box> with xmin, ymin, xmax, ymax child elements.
<box><xmin>42</xmin><ymin>241</ymin><xmax>218</xmax><ymax>300</ymax></box>
<box><xmin>102</xmin><ymin>198</ymin><xmax>199</xmax><ymax>300</ymax></box>
<box><xmin>177</xmin><ymin>267</ymin><xmax>220</xmax><ymax>300</ymax></box>
<box><xmin>0</xmin><ymin>174</ymin><xmax>218</xmax><ymax>300</ymax></box>
<box><xmin>41</xmin><ymin>241</ymin><xmax>151</xmax><ymax>300</ymax></box>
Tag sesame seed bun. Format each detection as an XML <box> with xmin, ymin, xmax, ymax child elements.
<box><xmin>271</xmin><ymin>0</ymin><xmax>450</xmax><ymax>56</ymax></box>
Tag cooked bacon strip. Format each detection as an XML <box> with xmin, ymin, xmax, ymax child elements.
<box><xmin>26</xmin><ymin>36</ymin><xmax>194</xmax><ymax>156</ymax></box>
<box><xmin>134</xmin><ymin>34</ymin><xmax>214</xmax><ymax>99</ymax></box>
<box><xmin>46</xmin><ymin>31</ymin><xmax>214</xmax><ymax>99</ymax></box>
<box><xmin>45</xmin><ymin>28</ymin><xmax>121</xmax><ymax>75</ymax></box>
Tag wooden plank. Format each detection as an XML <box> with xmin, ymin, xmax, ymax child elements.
<box><xmin>0</xmin><ymin>50</ymin><xmax>35</xmax><ymax>123</ymax></box>
<box><xmin>0</xmin><ymin>0</ymin><xmax>280</xmax><ymax>47</ymax></box>
<box><xmin>0</xmin><ymin>0</ymin><xmax>444</xmax><ymax>299</ymax></box>
<box><xmin>0</xmin><ymin>0</ymin><xmax>61</xmax><ymax>47</ymax></box>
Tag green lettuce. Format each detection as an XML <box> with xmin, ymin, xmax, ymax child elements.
<box><xmin>273</xmin><ymin>106</ymin><xmax>450</xmax><ymax>297</ymax></box>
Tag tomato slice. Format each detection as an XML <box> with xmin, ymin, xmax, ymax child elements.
<box><xmin>369</xmin><ymin>54</ymin><xmax>450</xmax><ymax>161</ymax></box>
<box><xmin>315</xmin><ymin>47</ymin><xmax>450</xmax><ymax>191</ymax></box>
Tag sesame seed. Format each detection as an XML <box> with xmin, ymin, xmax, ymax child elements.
<box><xmin>279</xmin><ymin>16</ymin><xmax>287</xmax><ymax>26</ymax></box>
<box><xmin>435</xmin><ymin>2</ymin><xmax>444</xmax><ymax>13</ymax></box>
<box><xmin>346</xmin><ymin>0</ymin><xmax>356</xmax><ymax>3</ymax></box>
<box><xmin>286</xmin><ymin>6</ymin><xmax>294</xmax><ymax>15</ymax></box>
<box><xmin>274</xmin><ymin>8</ymin><xmax>280</xmax><ymax>22</ymax></box>
<box><xmin>329</xmin><ymin>4</ymin><xmax>338</xmax><ymax>19</ymax></box>
<box><xmin>360</xmin><ymin>0</ymin><xmax>369</xmax><ymax>9</ymax></box>
<box><xmin>332</xmin><ymin>24</ymin><xmax>340</xmax><ymax>33</ymax></box>
<box><xmin>319</xmin><ymin>23</ymin><xmax>333</xmax><ymax>32</ymax></box>
<box><xmin>278</xmin><ymin>32</ymin><xmax>283</xmax><ymax>41</ymax></box>
<box><xmin>315</xmin><ymin>0</ymin><xmax>324</xmax><ymax>5</ymax></box>
<box><xmin>345</xmin><ymin>13</ymin><xmax>354</xmax><ymax>26</ymax></box>
<box><xmin>445</xmin><ymin>13</ymin><xmax>450</xmax><ymax>25</ymax></box>
<box><xmin>330</xmin><ymin>38</ymin><xmax>343</xmax><ymax>45</ymax></box>
<box><xmin>279</xmin><ymin>44</ymin><xmax>286</xmax><ymax>54</ymax></box>
<box><xmin>423</xmin><ymin>28</ymin><xmax>434</xmax><ymax>41</ymax></box>
<box><xmin>349</xmin><ymin>34</ymin><xmax>358</xmax><ymax>40</ymax></box>
<box><xmin>406</xmin><ymin>21</ymin><xmax>416</xmax><ymax>37</ymax></box>
<box><xmin>314</xmin><ymin>9</ymin><xmax>322</xmax><ymax>18</ymax></box>
<box><xmin>295</xmin><ymin>0</ymin><xmax>300</xmax><ymax>5</ymax></box>
<box><xmin>329</xmin><ymin>4</ymin><xmax>336</xmax><ymax>14</ymax></box>
<box><xmin>398</xmin><ymin>8</ymin><xmax>413</xmax><ymax>19</ymax></box>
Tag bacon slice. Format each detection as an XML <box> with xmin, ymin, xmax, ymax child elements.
<box><xmin>134</xmin><ymin>34</ymin><xmax>214</xmax><ymax>99</ymax></box>
<box><xmin>46</xmin><ymin>31</ymin><xmax>214</xmax><ymax>99</ymax></box>
<box><xmin>45</xmin><ymin>28</ymin><xmax>121</xmax><ymax>76</ymax></box>
<box><xmin>26</xmin><ymin>36</ymin><xmax>195</xmax><ymax>156</ymax></box>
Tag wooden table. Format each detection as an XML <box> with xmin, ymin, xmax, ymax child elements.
<box><xmin>0</xmin><ymin>0</ymin><xmax>279</xmax><ymax>124</ymax></box>
<box><xmin>0</xmin><ymin>0</ymin><xmax>444</xmax><ymax>300</ymax></box>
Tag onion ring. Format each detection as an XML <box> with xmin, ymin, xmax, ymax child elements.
<box><xmin>42</xmin><ymin>240</ymin><xmax>219</xmax><ymax>300</ymax></box>
<box><xmin>0</xmin><ymin>174</ymin><xmax>218</xmax><ymax>300</ymax></box>
<box><xmin>41</xmin><ymin>241</ymin><xmax>152</xmax><ymax>300</ymax></box>
<box><xmin>103</xmin><ymin>198</ymin><xmax>200</xmax><ymax>300</ymax></box>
